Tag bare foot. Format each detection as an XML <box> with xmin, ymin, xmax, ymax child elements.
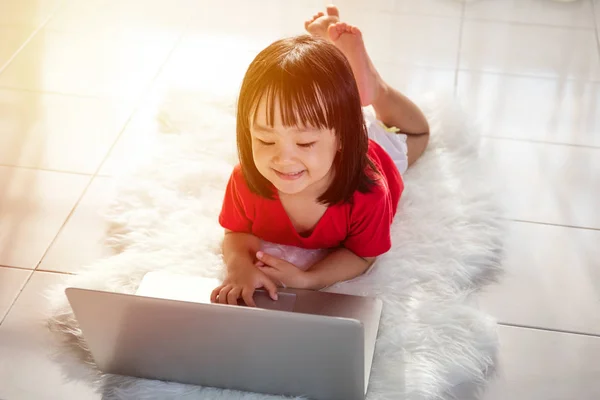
<box><xmin>304</xmin><ymin>5</ymin><xmax>339</xmax><ymax>39</ymax></box>
<box><xmin>327</xmin><ymin>22</ymin><xmax>383</xmax><ymax>106</ymax></box>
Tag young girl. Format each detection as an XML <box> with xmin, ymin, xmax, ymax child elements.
<box><xmin>211</xmin><ymin>5</ymin><xmax>430</xmax><ymax>307</ymax></box>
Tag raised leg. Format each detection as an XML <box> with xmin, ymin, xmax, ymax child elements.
<box><xmin>306</xmin><ymin>5</ymin><xmax>430</xmax><ymax>167</ymax></box>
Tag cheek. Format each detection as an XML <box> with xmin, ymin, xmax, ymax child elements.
<box><xmin>306</xmin><ymin>146</ymin><xmax>337</xmax><ymax>170</ymax></box>
<box><xmin>251</xmin><ymin>144</ymin><xmax>269</xmax><ymax>163</ymax></box>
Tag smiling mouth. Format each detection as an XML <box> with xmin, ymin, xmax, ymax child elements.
<box><xmin>273</xmin><ymin>169</ymin><xmax>305</xmax><ymax>180</ymax></box>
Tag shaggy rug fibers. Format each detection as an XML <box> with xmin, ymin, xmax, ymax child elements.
<box><xmin>46</xmin><ymin>90</ymin><xmax>504</xmax><ymax>400</ymax></box>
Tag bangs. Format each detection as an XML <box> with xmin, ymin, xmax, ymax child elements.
<box><xmin>249</xmin><ymin>70</ymin><xmax>338</xmax><ymax>131</ymax></box>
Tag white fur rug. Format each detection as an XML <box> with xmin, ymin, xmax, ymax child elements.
<box><xmin>46</xmin><ymin>90</ymin><xmax>504</xmax><ymax>400</ymax></box>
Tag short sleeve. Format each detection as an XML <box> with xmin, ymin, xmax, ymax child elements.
<box><xmin>218</xmin><ymin>166</ymin><xmax>253</xmax><ymax>233</ymax></box>
<box><xmin>342</xmin><ymin>186</ymin><xmax>393</xmax><ymax>258</ymax></box>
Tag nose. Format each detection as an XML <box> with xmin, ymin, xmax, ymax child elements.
<box><xmin>273</xmin><ymin>142</ymin><xmax>296</xmax><ymax>164</ymax></box>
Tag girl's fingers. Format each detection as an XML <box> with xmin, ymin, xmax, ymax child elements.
<box><xmin>260</xmin><ymin>273</ymin><xmax>280</xmax><ymax>300</ymax></box>
<box><xmin>210</xmin><ymin>284</ymin><xmax>225</xmax><ymax>303</ymax></box>
<box><xmin>241</xmin><ymin>287</ymin><xmax>257</xmax><ymax>307</ymax></box>
<box><xmin>217</xmin><ymin>285</ymin><xmax>233</xmax><ymax>304</ymax></box>
<box><xmin>227</xmin><ymin>286</ymin><xmax>242</xmax><ymax>305</ymax></box>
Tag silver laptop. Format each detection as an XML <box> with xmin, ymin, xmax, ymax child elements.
<box><xmin>65</xmin><ymin>273</ymin><xmax>383</xmax><ymax>400</ymax></box>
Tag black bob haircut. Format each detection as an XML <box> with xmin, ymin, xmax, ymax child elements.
<box><xmin>236</xmin><ymin>34</ymin><xmax>378</xmax><ymax>206</ymax></box>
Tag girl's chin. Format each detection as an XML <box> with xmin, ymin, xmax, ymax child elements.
<box><xmin>274</xmin><ymin>182</ymin><xmax>307</xmax><ymax>195</ymax></box>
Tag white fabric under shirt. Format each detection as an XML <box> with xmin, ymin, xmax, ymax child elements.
<box><xmin>363</xmin><ymin>106</ymin><xmax>409</xmax><ymax>175</ymax></box>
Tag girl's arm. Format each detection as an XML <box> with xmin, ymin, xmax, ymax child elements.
<box><xmin>222</xmin><ymin>229</ymin><xmax>262</xmax><ymax>271</ymax></box>
<box><xmin>303</xmin><ymin>248</ymin><xmax>376</xmax><ymax>290</ymax></box>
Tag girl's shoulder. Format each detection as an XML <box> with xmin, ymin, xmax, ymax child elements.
<box><xmin>363</xmin><ymin>141</ymin><xmax>397</xmax><ymax>191</ymax></box>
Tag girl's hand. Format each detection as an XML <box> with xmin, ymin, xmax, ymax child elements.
<box><xmin>210</xmin><ymin>263</ymin><xmax>279</xmax><ymax>307</ymax></box>
<box><xmin>255</xmin><ymin>251</ymin><xmax>310</xmax><ymax>289</ymax></box>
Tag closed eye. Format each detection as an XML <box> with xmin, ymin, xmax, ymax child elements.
<box><xmin>257</xmin><ymin>139</ymin><xmax>275</xmax><ymax>146</ymax></box>
<box><xmin>298</xmin><ymin>142</ymin><xmax>316</xmax><ymax>148</ymax></box>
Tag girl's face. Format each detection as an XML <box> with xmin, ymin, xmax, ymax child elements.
<box><xmin>250</xmin><ymin>97</ymin><xmax>339</xmax><ymax>197</ymax></box>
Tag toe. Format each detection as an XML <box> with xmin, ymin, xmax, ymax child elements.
<box><xmin>326</xmin><ymin>5</ymin><xmax>340</xmax><ymax>17</ymax></box>
<box><xmin>350</xmin><ymin>25</ymin><xmax>361</xmax><ymax>35</ymax></box>
<box><xmin>327</xmin><ymin>23</ymin><xmax>340</xmax><ymax>41</ymax></box>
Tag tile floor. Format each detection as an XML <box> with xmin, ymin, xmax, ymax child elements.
<box><xmin>0</xmin><ymin>0</ymin><xmax>599</xmax><ymax>399</ymax></box>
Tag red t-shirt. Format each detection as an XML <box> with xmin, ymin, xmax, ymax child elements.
<box><xmin>218</xmin><ymin>139</ymin><xmax>403</xmax><ymax>257</ymax></box>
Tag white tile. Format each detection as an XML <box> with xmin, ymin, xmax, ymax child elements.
<box><xmin>0</xmin><ymin>272</ymin><xmax>100</xmax><ymax>400</ymax></box>
<box><xmin>457</xmin><ymin>71</ymin><xmax>600</xmax><ymax>147</ymax></box>
<box><xmin>378</xmin><ymin>65</ymin><xmax>456</xmax><ymax>99</ymax></box>
<box><xmin>0</xmin><ymin>167</ymin><xmax>90</xmax><ymax>269</ymax></box>
<box><xmin>335</xmin><ymin>0</ymin><xmax>396</xmax><ymax>12</ymax></box>
<box><xmin>335</xmin><ymin>0</ymin><xmax>462</xmax><ymax>16</ymax></box>
<box><xmin>0</xmin><ymin>267</ymin><xmax>31</xmax><ymax>322</ymax></box>
<box><xmin>460</xmin><ymin>20</ymin><xmax>600</xmax><ymax>80</ymax></box>
<box><xmin>46</xmin><ymin>0</ymin><xmax>197</xmax><ymax>36</ymax></box>
<box><xmin>447</xmin><ymin>325</ymin><xmax>600</xmax><ymax>400</ymax></box>
<box><xmin>479</xmin><ymin>138</ymin><xmax>600</xmax><ymax>229</ymax></box>
<box><xmin>151</xmin><ymin>32</ymin><xmax>261</xmax><ymax>97</ymax></box>
<box><xmin>98</xmin><ymin>89</ymin><xmax>168</xmax><ymax>177</ymax></box>
<box><xmin>40</xmin><ymin>177</ymin><xmax>118</xmax><ymax>273</ymax></box>
<box><xmin>0</xmin><ymin>0</ymin><xmax>63</xmax><ymax>27</ymax></box>
<box><xmin>478</xmin><ymin>221</ymin><xmax>600</xmax><ymax>335</ymax></box>
<box><xmin>393</xmin><ymin>0</ymin><xmax>463</xmax><ymax>17</ymax></box>
<box><xmin>0</xmin><ymin>89</ymin><xmax>132</xmax><ymax>173</ymax></box>
<box><xmin>0</xmin><ymin>28</ymin><xmax>177</xmax><ymax>99</ymax></box>
<box><xmin>464</xmin><ymin>0</ymin><xmax>596</xmax><ymax>28</ymax></box>
<box><xmin>364</xmin><ymin>14</ymin><xmax>461</xmax><ymax>69</ymax></box>
<box><xmin>189</xmin><ymin>0</ymin><xmax>307</xmax><ymax>47</ymax></box>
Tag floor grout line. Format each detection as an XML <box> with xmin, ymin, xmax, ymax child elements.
<box><xmin>480</xmin><ymin>135</ymin><xmax>600</xmax><ymax>150</ymax></box>
<box><xmin>592</xmin><ymin>0</ymin><xmax>600</xmax><ymax>56</ymax></box>
<box><xmin>0</xmin><ymin>85</ymin><xmax>117</xmax><ymax>100</ymax></box>
<box><xmin>367</xmin><ymin>9</ymin><xmax>595</xmax><ymax>31</ymax></box>
<box><xmin>0</xmin><ymin>264</ymin><xmax>74</xmax><ymax>275</ymax></box>
<box><xmin>0</xmin><ymin>269</ymin><xmax>32</xmax><ymax>326</ymax></box>
<box><xmin>453</xmin><ymin>0</ymin><xmax>465</xmax><ymax>96</ymax></box>
<box><xmin>0</xmin><ymin>0</ymin><xmax>65</xmax><ymax>77</ymax></box>
<box><xmin>457</xmin><ymin>67</ymin><xmax>600</xmax><ymax>83</ymax></box>
<box><xmin>462</xmin><ymin>16</ymin><xmax>597</xmax><ymax>31</ymax></box>
<box><xmin>0</xmin><ymin>265</ymin><xmax>35</xmax><ymax>272</ymax></box>
<box><xmin>505</xmin><ymin>218</ymin><xmax>600</xmax><ymax>232</ymax></box>
<box><xmin>498</xmin><ymin>322</ymin><xmax>600</xmax><ymax>339</ymax></box>
<box><xmin>0</xmin><ymin>163</ymin><xmax>95</xmax><ymax>176</ymax></box>
<box><xmin>34</xmin><ymin>269</ymin><xmax>76</xmax><ymax>275</ymax></box>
